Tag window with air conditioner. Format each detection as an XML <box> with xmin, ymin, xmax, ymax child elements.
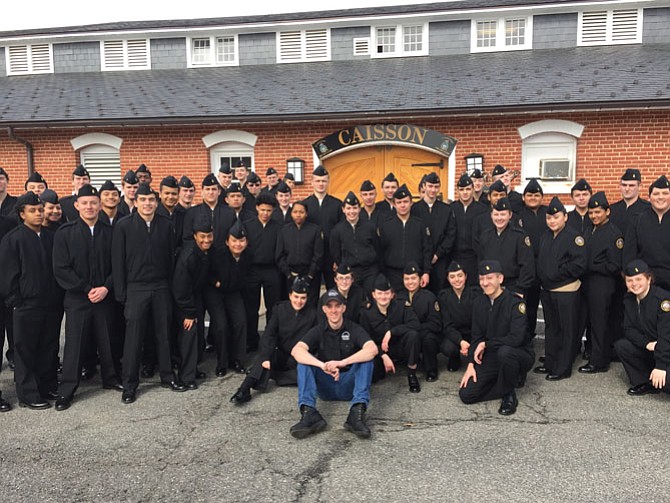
<box><xmin>187</xmin><ymin>35</ymin><xmax>238</xmax><ymax>67</ymax></box>
<box><xmin>277</xmin><ymin>29</ymin><xmax>330</xmax><ymax>63</ymax></box>
<box><xmin>101</xmin><ymin>39</ymin><xmax>150</xmax><ymax>71</ymax></box>
<box><xmin>471</xmin><ymin>17</ymin><xmax>532</xmax><ymax>52</ymax></box>
<box><xmin>539</xmin><ymin>159</ymin><xmax>572</xmax><ymax>181</ymax></box>
<box><xmin>5</xmin><ymin>44</ymin><xmax>53</xmax><ymax>75</ymax></box>
<box><xmin>578</xmin><ymin>9</ymin><xmax>642</xmax><ymax>46</ymax></box>
<box><xmin>371</xmin><ymin>24</ymin><xmax>428</xmax><ymax>58</ymax></box>
<box><xmin>522</xmin><ymin>132</ymin><xmax>577</xmax><ymax>193</ymax></box>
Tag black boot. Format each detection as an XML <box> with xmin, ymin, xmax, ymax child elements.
<box><xmin>408</xmin><ymin>370</ymin><xmax>421</xmax><ymax>393</ymax></box>
<box><xmin>289</xmin><ymin>405</ymin><xmax>327</xmax><ymax>439</ymax></box>
<box><xmin>498</xmin><ymin>391</ymin><xmax>518</xmax><ymax>416</ymax></box>
<box><xmin>344</xmin><ymin>403</ymin><xmax>371</xmax><ymax>438</ymax></box>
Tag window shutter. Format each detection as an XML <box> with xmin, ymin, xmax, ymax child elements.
<box><xmin>612</xmin><ymin>9</ymin><xmax>640</xmax><ymax>42</ymax></box>
<box><xmin>279</xmin><ymin>31</ymin><xmax>302</xmax><ymax>62</ymax></box>
<box><xmin>353</xmin><ymin>37</ymin><xmax>370</xmax><ymax>56</ymax></box>
<box><xmin>305</xmin><ymin>29</ymin><xmax>328</xmax><ymax>60</ymax></box>
<box><xmin>7</xmin><ymin>45</ymin><xmax>29</xmax><ymax>74</ymax></box>
<box><xmin>81</xmin><ymin>151</ymin><xmax>122</xmax><ymax>188</ymax></box>
<box><xmin>102</xmin><ymin>40</ymin><xmax>125</xmax><ymax>69</ymax></box>
<box><xmin>126</xmin><ymin>39</ymin><xmax>149</xmax><ymax>68</ymax></box>
<box><xmin>30</xmin><ymin>44</ymin><xmax>51</xmax><ymax>72</ymax></box>
<box><xmin>580</xmin><ymin>11</ymin><xmax>607</xmax><ymax>44</ymax></box>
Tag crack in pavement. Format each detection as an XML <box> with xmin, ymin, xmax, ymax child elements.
<box><xmin>291</xmin><ymin>437</ymin><xmax>353</xmax><ymax>503</ymax></box>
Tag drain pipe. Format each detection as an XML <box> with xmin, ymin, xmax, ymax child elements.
<box><xmin>7</xmin><ymin>127</ymin><xmax>35</xmax><ymax>176</ymax></box>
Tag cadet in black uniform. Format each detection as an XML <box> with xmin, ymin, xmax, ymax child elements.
<box><xmin>438</xmin><ymin>261</ymin><xmax>480</xmax><ymax>373</ymax></box>
<box><xmin>157</xmin><ymin>175</ymin><xmax>186</xmax><ymax>251</ymax></box>
<box><xmin>261</xmin><ymin>167</ymin><xmax>280</xmax><ymax>197</ymax></box>
<box><xmin>476</xmin><ymin>197</ymin><xmax>535</xmax><ymax>297</ymax></box>
<box><xmin>378</xmin><ymin>184</ymin><xmax>432</xmax><ymax>291</ymax></box>
<box><xmin>290</xmin><ymin>289</ymin><xmax>377</xmax><ymax>439</ymax></box>
<box><xmin>490</xmin><ymin>164</ymin><xmax>523</xmax><ymax>214</ymax></box>
<box><xmin>518</xmin><ymin>179</ymin><xmax>548</xmax><ymax>338</ymax></box>
<box><xmin>0</xmin><ymin>210</ymin><xmax>16</xmax><ymax>373</ymax></box>
<box><xmin>410</xmin><ymin>172</ymin><xmax>456</xmax><ymax>293</ymax></box>
<box><xmin>303</xmin><ymin>165</ymin><xmax>343</xmax><ymax>291</ymax></box>
<box><xmin>41</xmin><ymin>189</ymin><xmax>63</xmax><ymax>230</ymax></box>
<box><xmin>177</xmin><ymin>175</ymin><xmax>196</xmax><ymax>210</ymax></box>
<box><xmin>283</xmin><ymin>172</ymin><xmax>296</xmax><ymax>192</ymax></box>
<box><xmin>217</xmin><ymin>164</ymin><xmax>234</xmax><ymax>202</ymax></box>
<box><xmin>329</xmin><ymin>264</ymin><xmax>365</xmax><ymax>323</ymax></box>
<box><xmin>359</xmin><ymin>180</ymin><xmax>382</xmax><ymax>225</ymax></box>
<box><xmin>118</xmin><ymin>170</ymin><xmax>139</xmax><ymax>216</ymax></box>
<box><xmin>376</xmin><ymin>172</ymin><xmax>398</xmax><ymax>215</ymax></box>
<box><xmin>397</xmin><ymin>262</ymin><xmax>442</xmax><ymax>382</ymax></box>
<box><xmin>59</xmin><ymin>165</ymin><xmax>90</xmax><ymax>222</ymax></box>
<box><xmin>614</xmin><ymin>260</ymin><xmax>670</xmax><ymax>395</ymax></box>
<box><xmin>0</xmin><ymin>192</ymin><xmax>62</xmax><ymax>409</ymax></box>
<box><xmin>135</xmin><ymin>163</ymin><xmax>152</xmax><ymax>186</ymax></box>
<box><xmin>0</xmin><ymin>167</ymin><xmax>17</xmax><ymax>217</ymax></box>
<box><xmin>452</xmin><ymin>173</ymin><xmax>487</xmax><ymax>286</ymax></box>
<box><xmin>624</xmin><ymin>175</ymin><xmax>670</xmax><ymax>291</ymax></box>
<box><xmin>53</xmin><ymin>185</ymin><xmax>122</xmax><ymax>411</ymax></box>
<box><xmin>243</xmin><ymin>193</ymin><xmax>283</xmax><ymax>352</ymax></box>
<box><xmin>112</xmin><ymin>183</ymin><xmax>185</xmax><ymax>404</ymax></box>
<box><xmin>172</xmin><ymin>214</ymin><xmax>213</xmax><ymax>390</ymax></box>
<box><xmin>360</xmin><ymin>274</ymin><xmax>422</xmax><ymax>392</ymax></box>
<box><xmin>182</xmin><ymin>173</ymin><xmax>236</xmax><ymax>248</ymax></box>
<box><xmin>242</xmin><ymin>171</ymin><xmax>261</xmax><ymax>215</ymax></box>
<box><xmin>534</xmin><ymin>197</ymin><xmax>587</xmax><ymax>380</ymax></box>
<box><xmin>471</xmin><ymin>169</ymin><xmax>485</xmax><ymax>203</ymax></box>
<box><xmin>230</xmin><ymin>278</ymin><xmax>317</xmax><ymax>404</ymax></box>
<box><xmin>567</xmin><ymin>178</ymin><xmax>593</xmax><ymax>236</ymax></box>
<box><xmin>459</xmin><ymin>260</ymin><xmax>534</xmax><ymax>416</ymax></box>
<box><xmin>329</xmin><ymin>191</ymin><xmax>379</xmax><ymax>296</ymax></box>
<box><xmin>275</xmin><ymin>201</ymin><xmax>324</xmax><ymax>306</ymax></box>
<box><xmin>24</xmin><ymin>171</ymin><xmax>48</xmax><ymax>196</ymax></box>
<box><xmin>226</xmin><ymin>183</ymin><xmax>255</xmax><ymax>223</ymax></box>
<box><xmin>578</xmin><ymin>192</ymin><xmax>623</xmax><ymax>374</ymax></box>
<box><xmin>471</xmin><ymin>180</ymin><xmax>510</xmax><ymax>255</ymax></box>
<box><xmin>98</xmin><ymin>180</ymin><xmax>124</xmax><ymax>226</ymax></box>
<box><xmin>271</xmin><ymin>181</ymin><xmax>293</xmax><ymax>225</ymax></box>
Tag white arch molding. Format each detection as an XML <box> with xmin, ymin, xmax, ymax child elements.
<box><xmin>202</xmin><ymin>130</ymin><xmax>258</xmax><ymax>149</ymax></box>
<box><xmin>518</xmin><ymin>120</ymin><xmax>584</xmax><ymax>140</ymax></box>
<box><xmin>70</xmin><ymin>133</ymin><xmax>123</xmax><ymax>151</ymax></box>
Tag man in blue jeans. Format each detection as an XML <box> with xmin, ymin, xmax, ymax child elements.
<box><xmin>290</xmin><ymin>289</ymin><xmax>378</xmax><ymax>439</ymax></box>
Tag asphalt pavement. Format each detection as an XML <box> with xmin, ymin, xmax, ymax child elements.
<box><xmin>1</xmin><ymin>336</ymin><xmax>669</xmax><ymax>502</ymax></box>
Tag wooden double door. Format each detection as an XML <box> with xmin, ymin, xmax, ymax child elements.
<box><xmin>322</xmin><ymin>145</ymin><xmax>448</xmax><ymax>202</ymax></box>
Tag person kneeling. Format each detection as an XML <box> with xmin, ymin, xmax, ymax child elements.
<box><xmin>289</xmin><ymin>289</ymin><xmax>378</xmax><ymax>439</ymax></box>
<box><xmin>459</xmin><ymin>261</ymin><xmax>535</xmax><ymax>416</ymax></box>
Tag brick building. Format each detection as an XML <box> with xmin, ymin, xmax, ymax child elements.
<box><xmin>0</xmin><ymin>0</ymin><xmax>669</xmax><ymax>203</ymax></box>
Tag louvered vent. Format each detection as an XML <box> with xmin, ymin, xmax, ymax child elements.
<box><xmin>353</xmin><ymin>37</ymin><xmax>371</xmax><ymax>56</ymax></box>
<box><xmin>102</xmin><ymin>39</ymin><xmax>150</xmax><ymax>70</ymax></box>
<box><xmin>7</xmin><ymin>44</ymin><xmax>53</xmax><ymax>75</ymax></box>
<box><xmin>279</xmin><ymin>29</ymin><xmax>329</xmax><ymax>63</ymax></box>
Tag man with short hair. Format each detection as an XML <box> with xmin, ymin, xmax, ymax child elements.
<box><xmin>610</xmin><ymin>169</ymin><xmax>649</xmax><ymax>237</ymax></box>
<box><xmin>358</xmin><ymin>180</ymin><xmax>381</xmax><ymax>224</ymax></box>
<box><xmin>177</xmin><ymin>176</ymin><xmax>196</xmax><ymax>210</ymax></box>
<box><xmin>376</xmin><ymin>172</ymin><xmax>398</xmax><ymax>214</ymax></box>
<box><xmin>452</xmin><ymin>173</ymin><xmax>487</xmax><ymax>286</ymax></box>
<box><xmin>471</xmin><ymin>169</ymin><xmax>485</xmax><ymax>202</ymax></box>
<box><xmin>290</xmin><ymin>289</ymin><xmax>378</xmax><ymax>439</ymax></box>
<box><xmin>262</xmin><ymin>167</ymin><xmax>280</xmax><ymax>196</ymax></box>
<box><xmin>624</xmin><ymin>175</ymin><xmax>670</xmax><ymax>291</ymax></box>
<box><xmin>135</xmin><ymin>164</ymin><xmax>152</xmax><ymax>186</ymax></box>
<box><xmin>568</xmin><ymin>178</ymin><xmax>593</xmax><ymax>235</ymax></box>
<box><xmin>283</xmin><ymin>173</ymin><xmax>296</xmax><ymax>192</ymax></box>
<box><xmin>53</xmin><ymin>185</ymin><xmax>122</xmax><ymax>411</ymax></box>
<box><xmin>157</xmin><ymin>175</ymin><xmax>185</xmax><ymax>250</ymax></box>
<box><xmin>233</xmin><ymin>159</ymin><xmax>249</xmax><ymax>187</ymax></box>
<box><xmin>182</xmin><ymin>173</ymin><xmax>235</xmax><ymax>248</ymax></box>
<box><xmin>0</xmin><ymin>192</ymin><xmax>62</xmax><ymax>409</ymax></box>
<box><xmin>24</xmin><ymin>172</ymin><xmax>48</xmax><ymax>196</ymax></box>
<box><xmin>243</xmin><ymin>171</ymin><xmax>262</xmax><ymax>214</ymax></box>
<box><xmin>217</xmin><ymin>165</ymin><xmax>234</xmax><ymax>193</ymax></box>
<box><xmin>98</xmin><ymin>180</ymin><xmax>123</xmax><ymax>226</ymax></box>
<box><xmin>112</xmin><ymin>183</ymin><xmax>185</xmax><ymax>403</ymax></box>
<box><xmin>472</xmin><ymin>179</ymin><xmax>510</xmax><ymax>254</ymax></box>
<box><xmin>459</xmin><ymin>260</ymin><xmax>534</xmax><ymax>416</ymax></box>
<box><xmin>118</xmin><ymin>170</ymin><xmax>139</xmax><ymax>215</ymax></box>
<box><xmin>60</xmin><ymin>165</ymin><xmax>90</xmax><ymax>222</ymax></box>
<box><xmin>272</xmin><ymin>181</ymin><xmax>293</xmax><ymax>225</ymax></box>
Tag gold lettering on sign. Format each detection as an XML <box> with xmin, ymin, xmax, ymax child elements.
<box><xmin>335</xmin><ymin>125</ymin><xmax>431</xmax><ymax>148</ymax></box>
<box><xmin>338</xmin><ymin>129</ymin><xmax>351</xmax><ymax>146</ymax></box>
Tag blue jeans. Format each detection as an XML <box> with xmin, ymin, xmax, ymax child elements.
<box><xmin>297</xmin><ymin>361</ymin><xmax>373</xmax><ymax>409</ymax></box>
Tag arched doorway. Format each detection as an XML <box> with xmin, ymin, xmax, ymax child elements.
<box><xmin>313</xmin><ymin>124</ymin><xmax>457</xmax><ymax>202</ymax></box>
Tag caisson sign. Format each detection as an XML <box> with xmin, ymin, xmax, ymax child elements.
<box><xmin>313</xmin><ymin>124</ymin><xmax>457</xmax><ymax>160</ymax></box>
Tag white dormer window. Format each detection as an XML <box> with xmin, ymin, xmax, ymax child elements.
<box><xmin>471</xmin><ymin>17</ymin><xmax>533</xmax><ymax>52</ymax></box>
<box><xmin>371</xmin><ymin>23</ymin><xmax>428</xmax><ymax>58</ymax></box>
<box><xmin>187</xmin><ymin>36</ymin><xmax>238</xmax><ymax>67</ymax></box>
<box><xmin>578</xmin><ymin>9</ymin><xmax>642</xmax><ymax>46</ymax></box>
<box><xmin>101</xmin><ymin>39</ymin><xmax>150</xmax><ymax>71</ymax></box>
<box><xmin>5</xmin><ymin>44</ymin><xmax>53</xmax><ymax>75</ymax></box>
<box><xmin>277</xmin><ymin>29</ymin><xmax>330</xmax><ymax>63</ymax></box>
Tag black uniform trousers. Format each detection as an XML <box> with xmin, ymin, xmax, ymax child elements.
<box><xmin>459</xmin><ymin>345</ymin><xmax>535</xmax><ymax>404</ymax></box>
<box><xmin>613</xmin><ymin>338</ymin><xmax>657</xmax><ymax>387</ymax></box>
<box><xmin>583</xmin><ymin>275</ymin><xmax>617</xmax><ymax>367</ymax></box>
<box><xmin>58</xmin><ymin>296</ymin><xmax>119</xmax><ymax>399</ymax></box>
<box><xmin>428</xmin><ymin>257</ymin><xmax>447</xmax><ymax>295</ymax></box>
<box><xmin>525</xmin><ymin>280</ymin><xmax>542</xmax><ymax>338</ymax></box>
<box><xmin>372</xmin><ymin>329</ymin><xmax>421</xmax><ymax>382</ymax></box>
<box><xmin>176</xmin><ymin>298</ymin><xmax>203</xmax><ymax>384</ymax></box>
<box><xmin>122</xmin><ymin>287</ymin><xmax>174</xmax><ymax>392</ymax></box>
<box><xmin>420</xmin><ymin>330</ymin><xmax>444</xmax><ymax>374</ymax></box>
<box><xmin>13</xmin><ymin>305</ymin><xmax>61</xmax><ymax>403</ymax></box>
<box><xmin>385</xmin><ymin>267</ymin><xmax>405</xmax><ymax>293</ymax></box>
<box><xmin>351</xmin><ymin>264</ymin><xmax>378</xmax><ymax>299</ymax></box>
<box><xmin>245</xmin><ymin>265</ymin><xmax>282</xmax><ymax>351</ymax></box>
<box><xmin>248</xmin><ymin>347</ymin><xmax>298</xmax><ymax>386</ymax></box>
<box><xmin>205</xmin><ymin>288</ymin><xmax>247</xmax><ymax>370</ymax></box>
<box><xmin>541</xmin><ymin>290</ymin><xmax>580</xmax><ymax>377</ymax></box>
<box><xmin>0</xmin><ymin>303</ymin><xmax>14</xmax><ymax>364</ymax></box>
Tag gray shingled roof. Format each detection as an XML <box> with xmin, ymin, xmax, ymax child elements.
<box><xmin>0</xmin><ymin>0</ymin><xmax>612</xmax><ymax>38</ymax></box>
<box><xmin>0</xmin><ymin>44</ymin><xmax>668</xmax><ymax>127</ymax></box>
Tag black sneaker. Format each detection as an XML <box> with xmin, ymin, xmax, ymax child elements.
<box><xmin>344</xmin><ymin>403</ymin><xmax>371</xmax><ymax>438</ymax></box>
<box><xmin>290</xmin><ymin>405</ymin><xmax>327</xmax><ymax>439</ymax></box>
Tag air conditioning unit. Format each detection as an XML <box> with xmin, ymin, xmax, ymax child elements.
<box><xmin>539</xmin><ymin>159</ymin><xmax>571</xmax><ymax>180</ymax></box>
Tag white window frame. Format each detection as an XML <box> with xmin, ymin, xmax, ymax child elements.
<box><xmin>577</xmin><ymin>9</ymin><xmax>642</xmax><ymax>46</ymax></box>
<box><xmin>186</xmin><ymin>35</ymin><xmax>239</xmax><ymax>68</ymax></box>
<box><xmin>276</xmin><ymin>29</ymin><xmax>331</xmax><ymax>63</ymax></box>
<box><xmin>470</xmin><ymin>16</ymin><xmax>533</xmax><ymax>53</ymax></box>
<box><xmin>71</xmin><ymin>133</ymin><xmax>123</xmax><ymax>188</ymax></box>
<box><xmin>101</xmin><ymin>39</ymin><xmax>151</xmax><ymax>71</ymax></box>
<box><xmin>519</xmin><ymin>120</ymin><xmax>584</xmax><ymax>195</ymax></box>
<box><xmin>370</xmin><ymin>23</ymin><xmax>428</xmax><ymax>58</ymax></box>
<box><xmin>5</xmin><ymin>43</ymin><xmax>53</xmax><ymax>75</ymax></box>
<box><xmin>203</xmin><ymin>130</ymin><xmax>258</xmax><ymax>175</ymax></box>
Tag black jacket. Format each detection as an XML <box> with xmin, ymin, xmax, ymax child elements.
<box><xmin>452</xmin><ymin>199</ymin><xmax>488</xmax><ymax>259</ymax></box>
<box><xmin>396</xmin><ymin>288</ymin><xmax>442</xmax><ymax>338</ymax></box>
<box><xmin>411</xmin><ymin>199</ymin><xmax>456</xmax><ymax>261</ymax></box>
<box><xmin>585</xmin><ymin>220</ymin><xmax>623</xmax><ymax>277</ymax></box>
<box><xmin>243</xmin><ymin>217</ymin><xmax>281</xmax><ymax>267</ymax></box>
<box><xmin>623</xmin><ymin>285</ymin><xmax>670</xmax><ymax>371</ymax></box>
<box><xmin>182</xmin><ymin>202</ymin><xmax>236</xmax><ymax>248</ymax></box>
<box><xmin>360</xmin><ymin>298</ymin><xmax>420</xmax><ymax>346</ymax></box>
<box><xmin>438</xmin><ymin>286</ymin><xmax>481</xmax><ymax>345</ymax></box>
<box><xmin>329</xmin><ymin>218</ymin><xmax>379</xmax><ymax>269</ymax></box>
<box><xmin>378</xmin><ymin>215</ymin><xmax>432</xmax><ymax>273</ymax></box>
<box><xmin>259</xmin><ymin>300</ymin><xmax>317</xmax><ymax>361</ymax></box>
<box><xmin>537</xmin><ymin>225</ymin><xmax>587</xmax><ymax>290</ymax></box>
<box><xmin>477</xmin><ymin>224</ymin><xmax>535</xmax><ymax>295</ymax></box>
<box><xmin>211</xmin><ymin>246</ymin><xmax>251</xmax><ymax>294</ymax></box>
<box><xmin>173</xmin><ymin>242</ymin><xmax>211</xmax><ymax>319</ymax></box>
<box><xmin>275</xmin><ymin>221</ymin><xmax>323</xmax><ymax>279</ymax></box>
<box><xmin>624</xmin><ymin>207</ymin><xmax>670</xmax><ymax>289</ymax></box>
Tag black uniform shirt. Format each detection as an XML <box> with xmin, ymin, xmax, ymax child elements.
<box><xmin>59</xmin><ymin>194</ymin><xmax>78</xmax><ymax>222</ymax></box>
<box><xmin>536</xmin><ymin>225</ymin><xmax>587</xmax><ymax>290</ymax></box>
<box><xmin>452</xmin><ymin>199</ymin><xmax>488</xmax><ymax>258</ymax></box>
<box><xmin>396</xmin><ymin>288</ymin><xmax>442</xmax><ymax>337</ymax></box>
<box><xmin>303</xmin><ymin>194</ymin><xmax>343</xmax><ymax>244</ymax></box>
<box><xmin>211</xmin><ymin>246</ymin><xmax>251</xmax><ymax>294</ymax></box>
<box><xmin>567</xmin><ymin>209</ymin><xmax>593</xmax><ymax>236</ymax></box>
<box><xmin>624</xmin><ymin>207</ymin><xmax>670</xmax><ymax>288</ymax></box>
<box><xmin>0</xmin><ymin>194</ymin><xmax>17</xmax><ymax>217</ymax></box>
<box><xmin>157</xmin><ymin>203</ymin><xmax>186</xmax><ymax>253</ymax></box>
<box><xmin>259</xmin><ymin>300</ymin><xmax>317</xmax><ymax>361</ymax></box>
<box><xmin>623</xmin><ymin>286</ymin><xmax>670</xmax><ymax>371</ymax></box>
<box><xmin>378</xmin><ymin>215</ymin><xmax>432</xmax><ymax>273</ymax></box>
<box><xmin>244</xmin><ymin>217</ymin><xmax>281</xmax><ymax>266</ymax></box>
<box><xmin>410</xmin><ymin>199</ymin><xmax>456</xmax><ymax>261</ymax></box>
<box><xmin>301</xmin><ymin>319</ymin><xmax>371</xmax><ymax>364</ymax></box>
<box><xmin>585</xmin><ymin>220</ymin><xmax>623</xmax><ymax>277</ymax></box>
<box><xmin>275</xmin><ymin>221</ymin><xmax>323</xmax><ymax>278</ymax></box>
<box><xmin>329</xmin><ymin>218</ymin><xmax>379</xmax><ymax>269</ymax></box>
<box><xmin>610</xmin><ymin>197</ymin><xmax>650</xmax><ymax>238</ymax></box>
<box><xmin>469</xmin><ymin>288</ymin><xmax>530</xmax><ymax>362</ymax></box>
<box><xmin>271</xmin><ymin>206</ymin><xmax>293</xmax><ymax>225</ymax></box>
<box><xmin>438</xmin><ymin>286</ymin><xmax>481</xmax><ymax>345</ymax></box>
<box><xmin>173</xmin><ymin>242</ymin><xmax>211</xmax><ymax>319</ymax></box>
<box><xmin>477</xmin><ymin>224</ymin><xmax>535</xmax><ymax>294</ymax></box>
<box><xmin>359</xmin><ymin>298</ymin><xmax>420</xmax><ymax>345</ymax></box>
<box><xmin>182</xmin><ymin>202</ymin><xmax>236</xmax><ymax>248</ymax></box>
<box><xmin>518</xmin><ymin>205</ymin><xmax>548</xmax><ymax>258</ymax></box>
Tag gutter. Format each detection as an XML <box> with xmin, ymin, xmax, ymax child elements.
<box><xmin>7</xmin><ymin>127</ymin><xmax>35</xmax><ymax>176</ymax></box>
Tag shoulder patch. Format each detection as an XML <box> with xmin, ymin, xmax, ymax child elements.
<box><xmin>616</xmin><ymin>238</ymin><xmax>624</xmax><ymax>250</ymax></box>
<box><xmin>434</xmin><ymin>301</ymin><xmax>440</xmax><ymax>312</ymax></box>
<box><xmin>518</xmin><ymin>302</ymin><xmax>526</xmax><ymax>315</ymax></box>
<box><xmin>524</xmin><ymin>236</ymin><xmax>531</xmax><ymax>247</ymax></box>
<box><xmin>575</xmin><ymin>236</ymin><xmax>585</xmax><ymax>247</ymax></box>
<box><xmin>661</xmin><ymin>300</ymin><xmax>670</xmax><ymax>313</ymax></box>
